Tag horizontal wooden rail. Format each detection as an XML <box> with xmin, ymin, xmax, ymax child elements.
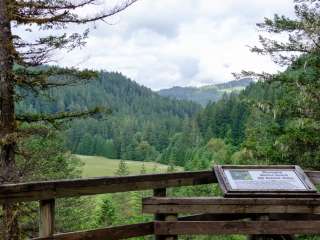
<box><xmin>36</xmin><ymin>214</ymin><xmax>307</xmax><ymax>240</ymax></box>
<box><xmin>178</xmin><ymin>213</ymin><xmax>320</xmax><ymax>221</ymax></box>
<box><xmin>154</xmin><ymin>221</ymin><xmax>320</xmax><ymax>235</ymax></box>
<box><xmin>33</xmin><ymin>213</ymin><xmax>320</xmax><ymax>239</ymax></box>
<box><xmin>1</xmin><ymin>170</ymin><xmax>319</xmax><ymax>204</ymax></box>
<box><xmin>143</xmin><ymin>197</ymin><xmax>320</xmax><ymax>214</ymax></box>
<box><xmin>0</xmin><ymin>171</ymin><xmax>216</xmax><ymax>203</ymax></box>
<box><xmin>33</xmin><ymin>222</ymin><xmax>154</xmax><ymax>240</ymax></box>
<box><xmin>144</xmin><ymin>197</ymin><xmax>320</xmax><ymax>205</ymax></box>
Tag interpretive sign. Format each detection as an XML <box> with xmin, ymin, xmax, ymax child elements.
<box><xmin>214</xmin><ymin>165</ymin><xmax>318</xmax><ymax>197</ymax></box>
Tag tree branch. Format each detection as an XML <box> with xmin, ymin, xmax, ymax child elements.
<box><xmin>16</xmin><ymin>107</ymin><xmax>112</xmax><ymax>125</ymax></box>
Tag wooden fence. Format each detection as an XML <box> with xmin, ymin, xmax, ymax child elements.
<box><xmin>0</xmin><ymin>170</ymin><xmax>319</xmax><ymax>239</ymax></box>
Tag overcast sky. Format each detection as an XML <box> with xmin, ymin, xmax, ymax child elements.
<box><xmin>56</xmin><ymin>0</ymin><xmax>294</xmax><ymax>90</ymax></box>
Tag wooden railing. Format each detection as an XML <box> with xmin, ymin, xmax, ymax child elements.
<box><xmin>0</xmin><ymin>170</ymin><xmax>215</xmax><ymax>239</ymax></box>
<box><xmin>0</xmin><ymin>170</ymin><xmax>319</xmax><ymax>239</ymax></box>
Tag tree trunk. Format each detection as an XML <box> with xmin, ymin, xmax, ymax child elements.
<box><xmin>0</xmin><ymin>1</ymin><xmax>20</xmax><ymax>239</ymax></box>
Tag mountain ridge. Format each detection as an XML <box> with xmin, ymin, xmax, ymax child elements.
<box><xmin>158</xmin><ymin>78</ymin><xmax>253</xmax><ymax>105</ymax></box>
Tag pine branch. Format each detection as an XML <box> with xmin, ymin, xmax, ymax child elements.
<box><xmin>13</xmin><ymin>0</ymin><xmax>138</xmax><ymax>25</ymax></box>
<box><xmin>14</xmin><ymin>66</ymin><xmax>98</xmax><ymax>91</ymax></box>
<box><xmin>57</xmin><ymin>0</ymin><xmax>139</xmax><ymax>24</ymax></box>
<box><xmin>16</xmin><ymin>107</ymin><xmax>112</xmax><ymax>125</ymax></box>
<box><xmin>16</xmin><ymin>0</ymin><xmax>97</xmax><ymax>11</ymax></box>
<box><xmin>9</xmin><ymin>0</ymin><xmax>138</xmax><ymax>66</ymax></box>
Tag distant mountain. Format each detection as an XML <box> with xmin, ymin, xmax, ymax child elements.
<box><xmin>215</xmin><ymin>78</ymin><xmax>253</xmax><ymax>89</ymax></box>
<box><xmin>158</xmin><ymin>86</ymin><xmax>221</xmax><ymax>106</ymax></box>
<box><xmin>158</xmin><ymin>78</ymin><xmax>253</xmax><ymax>106</ymax></box>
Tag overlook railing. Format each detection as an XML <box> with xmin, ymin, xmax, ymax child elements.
<box><xmin>0</xmin><ymin>170</ymin><xmax>215</xmax><ymax>239</ymax></box>
<box><xmin>1</xmin><ymin>170</ymin><xmax>320</xmax><ymax>240</ymax></box>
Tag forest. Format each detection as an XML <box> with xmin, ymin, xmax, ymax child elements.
<box><xmin>17</xmin><ymin>54</ymin><xmax>320</xmax><ymax>173</ymax></box>
<box><xmin>0</xmin><ymin>0</ymin><xmax>320</xmax><ymax>240</ymax></box>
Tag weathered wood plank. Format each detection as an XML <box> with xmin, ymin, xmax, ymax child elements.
<box><xmin>0</xmin><ymin>171</ymin><xmax>216</xmax><ymax>203</ymax></box>
<box><xmin>144</xmin><ymin>204</ymin><xmax>320</xmax><ymax>214</ymax></box>
<box><xmin>164</xmin><ymin>215</ymin><xmax>178</xmax><ymax>240</ymax></box>
<box><xmin>143</xmin><ymin>197</ymin><xmax>320</xmax><ymax>205</ymax></box>
<box><xmin>154</xmin><ymin>221</ymin><xmax>320</xmax><ymax>235</ymax></box>
<box><xmin>0</xmin><ymin>170</ymin><xmax>318</xmax><ymax>203</ymax></box>
<box><xmin>39</xmin><ymin>199</ymin><xmax>55</xmax><ymax>237</ymax></box>
<box><xmin>33</xmin><ymin>222</ymin><xmax>154</xmax><ymax>240</ymax></box>
<box><xmin>143</xmin><ymin>197</ymin><xmax>320</xmax><ymax>214</ymax></box>
<box><xmin>179</xmin><ymin>213</ymin><xmax>320</xmax><ymax>221</ymax></box>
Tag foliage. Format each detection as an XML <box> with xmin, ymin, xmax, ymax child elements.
<box><xmin>15</xmin><ymin>129</ymin><xmax>97</xmax><ymax>237</ymax></box>
<box><xmin>17</xmin><ymin>71</ymin><xmax>201</xmax><ymax>162</ymax></box>
<box><xmin>115</xmin><ymin>159</ymin><xmax>130</xmax><ymax>176</ymax></box>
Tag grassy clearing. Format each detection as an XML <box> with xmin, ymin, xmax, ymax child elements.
<box><xmin>75</xmin><ymin>154</ymin><xmax>182</xmax><ymax>178</ymax></box>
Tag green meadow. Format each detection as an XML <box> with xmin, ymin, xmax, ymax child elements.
<box><xmin>75</xmin><ymin>155</ymin><xmax>182</xmax><ymax>177</ymax></box>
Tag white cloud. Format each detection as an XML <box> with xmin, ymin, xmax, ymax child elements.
<box><xmin>24</xmin><ymin>0</ymin><xmax>296</xmax><ymax>89</ymax></box>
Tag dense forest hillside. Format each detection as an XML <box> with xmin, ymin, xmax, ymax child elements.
<box><xmin>17</xmin><ymin>71</ymin><xmax>201</xmax><ymax>161</ymax></box>
<box><xmin>159</xmin><ymin>54</ymin><xmax>320</xmax><ymax>172</ymax></box>
<box><xmin>158</xmin><ymin>78</ymin><xmax>253</xmax><ymax>105</ymax></box>
<box><xmin>17</xmin><ymin>60</ymin><xmax>320</xmax><ymax>173</ymax></box>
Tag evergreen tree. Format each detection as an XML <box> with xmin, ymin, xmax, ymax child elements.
<box><xmin>16</xmin><ymin>128</ymin><xmax>97</xmax><ymax>237</ymax></box>
<box><xmin>140</xmin><ymin>162</ymin><xmax>147</xmax><ymax>174</ymax></box>
<box><xmin>167</xmin><ymin>160</ymin><xmax>176</xmax><ymax>173</ymax></box>
<box><xmin>115</xmin><ymin>159</ymin><xmax>130</xmax><ymax>176</ymax></box>
<box><xmin>104</xmin><ymin>140</ymin><xmax>117</xmax><ymax>159</ymax></box>
<box><xmin>76</xmin><ymin>133</ymin><xmax>94</xmax><ymax>155</ymax></box>
<box><xmin>239</xmin><ymin>0</ymin><xmax>320</xmax><ymax>168</ymax></box>
<box><xmin>0</xmin><ymin>1</ymin><xmax>137</xmax><ymax>238</ymax></box>
<box><xmin>95</xmin><ymin>196</ymin><xmax>116</xmax><ymax>227</ymax></box>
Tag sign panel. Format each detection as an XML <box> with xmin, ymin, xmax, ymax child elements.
<box><xmin>214</xmin><ymin>165</ymin><xmax>318</xmax><ymax>197</ymax></box>
<box><xmin>225</xmin><ymin>169</ymin><xmax>307</xmax><ymax>191</ymax></box>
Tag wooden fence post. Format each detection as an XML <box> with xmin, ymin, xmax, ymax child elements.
<box><xmin>153</xmin><ymin>188</ymin><xmax>166</xmax><ymax>221</ymax></box>
<box><xmin>154</xmin><ymin>188</ymin><xmax>166</xmax><ymax>240</ymax></box>
<box><xmin>164</xmin><ymin>214</ymin><xmax>178</xmax><ymax>240</ymax></box>
<box><xmin>39</xmin><ymin>199</ymin><xmax>55</xmax><ymax>237</ymax></box>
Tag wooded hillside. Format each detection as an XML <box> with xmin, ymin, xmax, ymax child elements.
<box><xmin>17</xmin><ymin>71</ymin><xmax>201</xmax><ymax>161</ymax></box>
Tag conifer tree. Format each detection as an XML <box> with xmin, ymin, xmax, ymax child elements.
<box><xmin>115</xmin><ymin>159</ymin><xmax>129</xmax><ymax>176</ymax></box>
<box><xmin>167</xmin><ymin>159</ymin><xmax>176</xmax><ymax>173</ymax></box>
<box><xmin>240</xmin><ymin>0</ymin><xmax>320</xmax><ymax>168</ymax></box>
<box><xmin>140</xmin><ymin>161</ymin><xmax>146</xmax><ymax>175</ymax></box>
<box><xmin>96</xmin><ymin>196</ymin><xmax>116</xmax><ymax>227</ymax></box>
<box><xmin>0</xmin><ymin>1</ymin><xmax>137</xmax><ymax>239</ymax></box>
<box><xmin>242</xmin><ymin>0</ymin><xmax>320</xmax><ymax>110</ymax></box>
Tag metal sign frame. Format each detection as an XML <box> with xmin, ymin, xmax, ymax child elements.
<box><xmin>214</xmin><ymin>165</ymin><xmax>318</xmax><ymax>198</ymax></box>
